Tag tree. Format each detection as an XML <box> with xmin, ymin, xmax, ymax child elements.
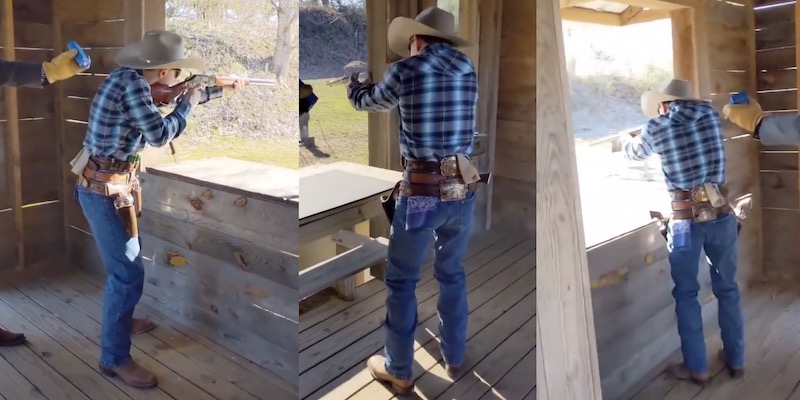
<box><xmin>268</xmin><ymin>0</ymin><xmax>298</xmax><ymax>80</ymax></box>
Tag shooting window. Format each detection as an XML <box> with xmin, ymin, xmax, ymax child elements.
<box><xmin>437</xmin><ymin>0</ymin><xmax>459</xmax><ymax>30</ymax></box>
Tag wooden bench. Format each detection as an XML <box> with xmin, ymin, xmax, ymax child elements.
<box><xmin>299</xmin><ymin>230</ymin><xmax>388</xmax><ymax>300</ymax></box>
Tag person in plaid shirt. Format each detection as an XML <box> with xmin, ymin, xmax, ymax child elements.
<box><xmin>0</xmin><ymin>50</ymin><xmax>87</xmax><ymax>347</ymax></box>
<box><xmin>73</xmin><ymin>30</ymin><xmax>243</xmax><ymax>389</ymax></box>
<box><xmin>622</xmin><ymin>79</ymin><xmax>744</xmax><ymax>385</ymax></box>
<box><xmin>347</xmin><ymin>7</ymin><xmax>478</xmax><ymax>394</ymax></box>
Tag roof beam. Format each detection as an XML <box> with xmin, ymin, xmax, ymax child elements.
<box><xmin>562</xmin><ymin>0</ymin><xmax>689</xmax><ymax>11</ymax></box>
<box><xmin>560</xmin><ymin>7</ymin><xmax>623</xmax><ymax>25</ymax></box>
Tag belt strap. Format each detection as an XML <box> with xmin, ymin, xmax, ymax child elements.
<box><xmin>672</xmin><ymin>205</ymin><xmax>734</xmax><ymax>221</ymax></box>
<box><xmin>88</xmin><ymin>156</ymin><xmax>137</xmax><ymax>173</ymax></box>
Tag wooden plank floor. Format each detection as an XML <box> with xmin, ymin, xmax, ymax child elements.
<box><xmin>299</xmin><ymin>229</ymin><xmax>536</xmax><ymax>400</ymax></box>
<box><xmin>0</xmin><ymin>270</ymin><xmax>296</xmax><ymax>400</ymax></box>
<box><xmin>632</xmin><ymin>283</ymin><xmax>800</xmax><ymax>400</ymax></box>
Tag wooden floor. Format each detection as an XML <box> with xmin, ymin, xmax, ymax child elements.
<box><xmin>632</xmin><ymin>283</ymin><xmax>800</xmax><ymax>400</ymax></box>
<box><xmin>299</xmin><ymin>229</ymin><xmax>536</xmax><ymax>400</ymax></box>
<box><xmin>0</xmin><ymin>270</ymin><xmax>296</xmax><ymax>400</ymax></box>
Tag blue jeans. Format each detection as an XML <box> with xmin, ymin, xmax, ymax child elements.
<box><xmin>76</xmin><ymin>186</ymin><xmax>144</xmax><ymax>368</ymax></box>
<box><xmin>666</xmin><ymin>213</ymin><xmax>744</xmax><ymax>374</ymax></box>
<box><xmin>383</xmin><ymin>193</ymin><xmax>476</xmax><ymax>380</ymax></box>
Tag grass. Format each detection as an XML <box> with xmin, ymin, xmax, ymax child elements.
<box><xmin>144</xmin><ymin>136</ymin><xmax>299</xmax><ymax>170</ymax></box>
<box><xmin>300</xmin><ymin>79</ymin><xmax>369</xmax><ymax>167</ymax></box>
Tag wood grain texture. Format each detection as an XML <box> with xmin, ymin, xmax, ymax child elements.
<box><xmin>3</xmin><ymin>0</ymin><xmax>25</xmax><ymax>269</ymax></box>
<box><xmin>493</xmin><ymin>0</ymin><xmax>534</xmax><ymax>236</ymax></box>
<box><xmin>536</xmin><ymin>1</ymin><xmax>602</xmax><ymax>398</ymax></box>
<box><xmin>140</xmin><ymin>172</ymin><xmax>297</xmax><ymax>254</ymax></box>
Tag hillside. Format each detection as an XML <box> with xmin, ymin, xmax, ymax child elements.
<box><xmin>143</xmin><ymin>0</ymin><xmax>300</xmax><ymax>169</ymax></box>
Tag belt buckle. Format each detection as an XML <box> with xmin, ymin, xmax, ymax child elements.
<box><xmin>693</xmin><ymin>203</ymin><xmax>717</xmax><ymax>222</ymax></box>
<box><xmin>691</xmin><ymin>186</ymin><xmax>709</xmax><ymax>202</ymax></box>
<box><xmin>439</xmin><ymin>156</ymin><xmax>459</xmax><ymax>177</ymax></box>
<box><xmin>440</xmin><ymin>180</ymin><xmax>467</xmax><ymax>202</ymax></box>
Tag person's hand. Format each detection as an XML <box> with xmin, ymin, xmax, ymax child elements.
<box><xmin>42</xmin><ymin>49</ymin><xmax>87</xmax><ymax>83</ymax></box>
<box><xmin>185</xmin><ymin>86</ymin><xmax>204</xmax><ymax>106</ymax></box>
<box><xmin>223</xmin><ymin>79</ymin><xmax>247</xmax><ymax>93</ymax></box>
<box><xmin>722</xmin><ymin>100</ymin><xmax>764</xmax><ymax>134</ymax></box>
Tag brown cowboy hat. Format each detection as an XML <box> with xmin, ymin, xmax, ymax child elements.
<box><xmin>641</xmin><ymin>79</ymin><xmax>701</xmax><ymax>119</ymax></box>
<box><xmin>114</xmin><ymin>30</ymin><xmax>205</xmax><ymax>71</ymax></box>
<box><xmin>387</xmin><ymin>7</ymin><xmax>472</xmax><ymax>58</ymax></box>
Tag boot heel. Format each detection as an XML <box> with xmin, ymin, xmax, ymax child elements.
<box><xmin>392</xmin><ymin>383</ymin><xmax>413</xmax><ymax>395</ymax></box>
<box><xmin>99</xmin><ymin>368</ymin><xmax>117</xmax><ymax>377</ymax></box>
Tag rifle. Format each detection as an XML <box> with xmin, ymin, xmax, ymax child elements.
<box><xmin>150</xmin><ymin>74</ymin><xmax>277</xmax><ymax>106</ymax></box>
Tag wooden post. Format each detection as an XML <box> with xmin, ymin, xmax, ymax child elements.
<box><xmin>2</xmin><ymin>0</ymin><xmax>24</xmax><ymax>270</ymax></box>
<box><xmin>52</xmin><ymin>0</ymin><xmax>71</xmax><ymax>266</ymax></box>
<box><xmin>536</xmin><ymin>0</ymin><xmax>603</xmax><ymax>398</ymax></box>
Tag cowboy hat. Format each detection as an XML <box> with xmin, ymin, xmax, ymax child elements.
<box><xmin>640</xmin><ymin>79</ymin><xmax>701</xmax><ymax>119</ymax></box>
<box><xmin>114</xmin><ymin>30</ymin><xmax>205</xmax><ymax>71</ymax></box>
<box><xmin>387</xmin><ymin>7</ymin><xmax>472</xmax><ymax>58</ymax></box>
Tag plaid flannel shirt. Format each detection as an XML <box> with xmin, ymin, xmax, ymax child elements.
<box><xmin>623</xmin><ymin>100</ymin><xmax>726</xmax><ymax>191</ymax></box>
<box><xmin>83</xmin><ymin>67</ymin><xmax>223</xmax><ymax>161</ymax></box>
<box><xmin>347</xmin><ymin>43</ymin><xmax>478</xmax><ymax>161</ymax></box>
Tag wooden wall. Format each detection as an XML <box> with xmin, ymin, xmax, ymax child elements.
<box><xmin>63</xmin><ymin>0</ymin><xmax>166</xmax><ymax>270</ymax></box>
<box><xmin>0</xmin><ymin>0</ymin><xmax>64</xmax><ymax>270</ymax></box>
<box><xmin>492</xmin><ymin>0</ymin><xmax>536</xmax><ymax>236</ymax></box>
<box><xmin>138</xmin><ymin>159</ymin><xmax>300</xmax><ymax>386</ymax></box>
<box><xmin>588</xmin><ymin>224</ymin><xmax>717</xmax><ymax>400</ymax></box>
<box><xmin>753</xmin><ymin>0</ymin><xmax>799</xmax><ymax>278</ymax></box>
<box><xmin>705</xmin><ymin>0</ymin><xmax>762</xmax><ymax>285</ymax></box>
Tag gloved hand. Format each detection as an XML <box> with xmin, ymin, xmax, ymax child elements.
<box><xmin>42</xmin><ymin>49</ymin><xmax>87</xmax><ymax>84</ymax></box>
<box><xmin>722</xmin><ymin>100</ymin><xmax>764</xmax><ymax>134</ymax></box>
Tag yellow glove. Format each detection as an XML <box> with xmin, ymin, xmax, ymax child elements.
<box><xmin>42</xmin><ymin>49</ymin><xmax>86</xmax><ymax>84</ymax></box>
<box><xmin>722</xmin><ymin>101</ymin><xmax>764</xmax><ymax>134</ymax></box>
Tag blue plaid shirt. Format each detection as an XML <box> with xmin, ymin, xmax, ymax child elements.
<box><xmin>347</xmin><ymin>43</ymin><xmax>478</xmax><ymax>161</ymax></box>
<box><xmin>83</xmin><ymin>67</ymin><xmax>220</xmax><ymax>161</ymax></box>
<box><xmin>623</xmin><ymin>100</ymin><xmax>725</xmax><ymax>191</ymax></box>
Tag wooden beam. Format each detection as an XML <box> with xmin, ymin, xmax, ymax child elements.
<box><xmin>123</xmin><ymin>0</ymin><xmax>145</xmax><ymax>44</ymax></box>
<box><xmin>537</xmin><ymin>0</ymin><xmax>603</xmax><ymax>398</ymax></box>
<box><xmin>563</xmin><ymin>0</ymin><xmax>688</xmax><ymax>11</ymax></box>
<box><xmin>625</xmin><ymin>8</ymin><xmax>670</xmax><ymax>25</ymax></box>
<box><xmin>560</xmin><ymin>7</ymin><xmax>623</xmax><ymax>25</ymax></box>
<box><xmin>620</xmin><ymin>5</ymin><xmax>645</xmax><ymax>23</ymax></box>
<box><xmin>52</xmin><ymin>0</ymin><xmax>70</xmax><ymax>266</ymax></box>
<box><xmin>478</xmin><ymin>0</ymin><xmax>503</xmax><ymax>231</ymax></box>
<box><xmin>3</xmin><ymin>0</ymin><xmax>24</xmax><ymax>270</ymax></box>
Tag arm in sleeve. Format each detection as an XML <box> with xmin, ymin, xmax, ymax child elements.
<box><xmin>119</xmin><ymin>77</ymin><xmax>193</xmax><ymax>148</ymax></box>
<box><xmin>755</xmin><ymin>114</ymin><xmax>800</xmax><ymax>146</ymax></box>
<box><xmin>347</xmin><ymin>62</ymin><xmax>403</xmax><ymax>112</ymax></box>
<box><xmin>0</xmin><ymin>60</ymin><xmax>45</xmax><ymax>88</ymax></box>
<box><xmin>622</xmin><ymin>125</ymin><xmax>656</xmax><ymax>161</ymax></box>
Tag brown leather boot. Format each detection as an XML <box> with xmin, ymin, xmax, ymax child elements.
<box><xmin>0</xmin><ymin>328</ymin><xmax>25</xmax><ymax>346</ymax></box>
<box><xmin>131</xmin><ymin>318</ymin><xmax>156</xmax><ymax>334</ymax></box>
<box><xmin>366</xmin><ymin>355</ymin><xmax>413</xmax><ymax>395</ymax></box>
<box><xmin>666</xmin><ymin>363</ymin><xmax>711</xmax><ymax>386</ymax></box>
<box><xmin>444</xmin><ymin>363</ymin><xmax>460</xmax><ymax>379</ymax></box>
<box><xmin>99</xmin><ymin>360</ymin><xmax>157</xmax><ymax>388</ymax></box>
<box><xmin>717</xmin><ymin>349</ymin><xmax>745</xmax><ymax>379</ymax></box>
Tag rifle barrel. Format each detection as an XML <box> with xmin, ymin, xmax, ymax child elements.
<box><xmin>243</xmin><ymin>78</ymin><xmax>277</xmax><ymax>86</ymax></box>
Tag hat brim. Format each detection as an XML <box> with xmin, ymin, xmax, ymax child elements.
<box><xmin>640</xmin><ymin>90</ymin><xmax>700</xmax><ymax>119</ymax></box>
<box><xmin>387</xmin><ymin>17</ymin><xmax>472</xmax><ymax>58</ymax></box>
<box><xmin>114</xmin><ymin>42</ymin><xmax>206</xmax><ymax>71</ymax></box>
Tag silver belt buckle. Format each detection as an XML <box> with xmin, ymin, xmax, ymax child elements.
<box><xmin>440</xmin><ymin>181</ymin><xmax>467</xmax><ymax>202</ymax></box>
<box><xmin>693</xmin><ymin>202</ymin><xmax>717</xmax><ymax>222</ymax></box>
<box><xmin>439</xmin><ymin>156</ymin><xmax>459</xmax><ymax>177</ymax></box>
